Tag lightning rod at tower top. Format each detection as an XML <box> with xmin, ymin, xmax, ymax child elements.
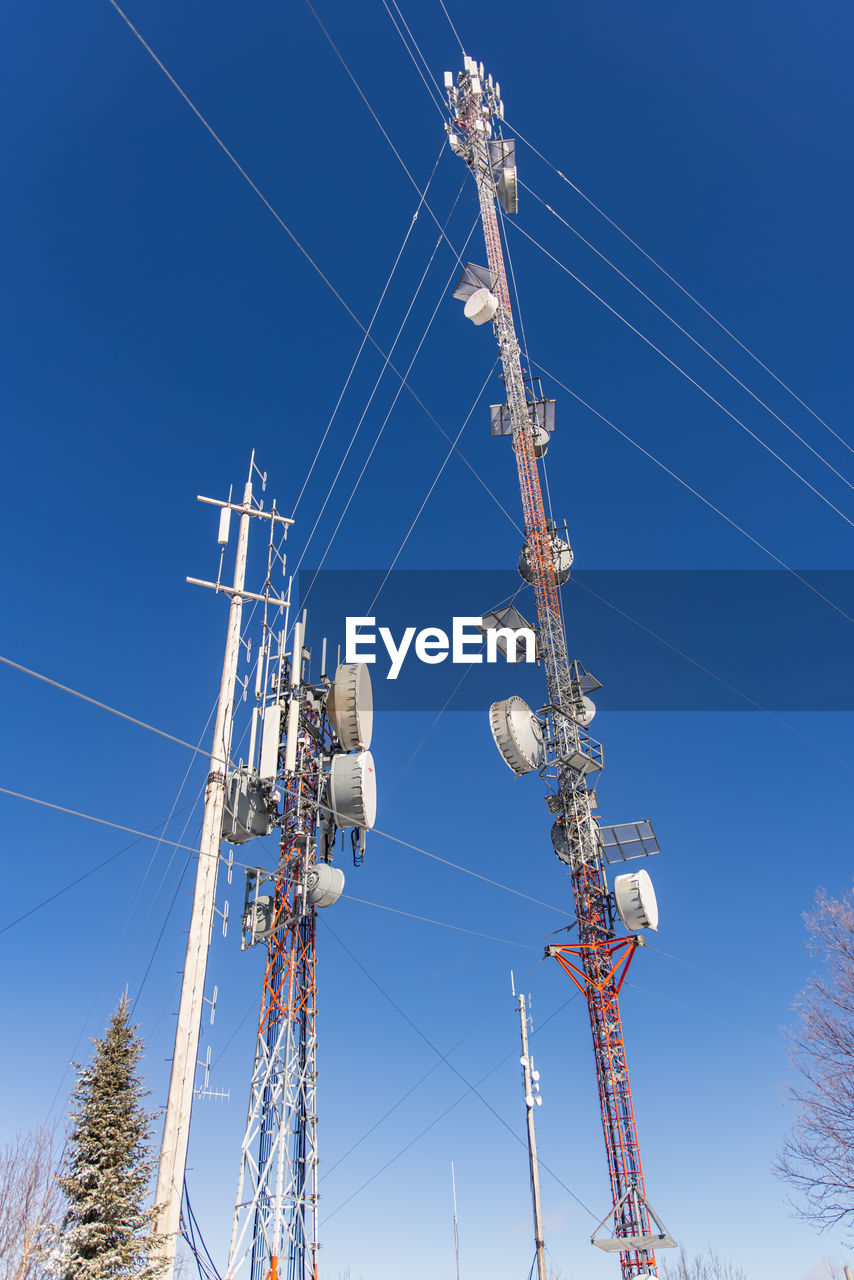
<box><xmin>444</xmin><ymin>55</ymin><xmax>676</xmax><ymax>1277</ymax></box>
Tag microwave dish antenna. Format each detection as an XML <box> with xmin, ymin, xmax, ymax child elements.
<box><xmin>306</xmin><ymin>863</ymin><xmax>345</xmax><ymax>909</ymax></box>
<box><xmin>613</xmin><ymin>869</ymin><xmax>659</xmax><ymax>932</ymax></box>
<box><xmin>513</xmin><ymin>423</ymin><xmax>550</xmax><ymax>458</ymax></box>
<box><xmin>576</xmin><ymin>696</ymin><xmax>596</xmax><ymax>727</ymax></box>
<box><xmin>489</xmin><ymin>696</ymin><xmax>545</xmax><ymax>775</ymax></box>
<box><xmin>326</xmin><ymin>662</ymin><xmax>373</xmax><ymax>751</ymax></box>
<box><xmin>464</xmin><ymin>286</ymin><xmax>499</xmax><ymax>325</ymax></box>
<box><xmin>518</xmin><ymin>535</ymin><xmax>573</xmax><ymax>586</ymax></box>
<box><xmin>328</xmin><ymin>750</ymin><xmax>377</xmax><ymax>829</ymax></box>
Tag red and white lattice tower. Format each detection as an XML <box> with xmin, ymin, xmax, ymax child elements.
<box><xmin>444</xmin><ymin>58</ymin><xmax>675</xmax><ymax>1276</ymax></box>
<box><xmin>227</xmin><ymin>615</ymin><xmax>373</xmax><ymax>1280</ymax></box>
<box><xmin>227</xmin><ymin>619</ymin><xmax>324</xmax><ymax>1280</ymax></box>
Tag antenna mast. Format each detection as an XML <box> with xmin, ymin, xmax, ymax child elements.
<box><xmin>451</xmin><ymin>1162</ymin><xmax>461</xmax><ymax>1280</ymax></box>
<box><xmin>445</xmin><ymin>59</ymin><xmax>675</xmax><ymax>1277</ymax></box>
<box><xmin>516</xmin><ymin>989</ymin><xmax>547</xmax><ymax>1280</ymax></box>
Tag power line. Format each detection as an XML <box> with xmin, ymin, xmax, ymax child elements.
<box><xmin>0</xmin><ymin>785</ymin><xmax>210</xmax><ymax>860</ymax></box>
<box><xmin>341</xmin><ymin>894</ymin><xmax>538</xmax><ymax>950</ymax></box>
<box><xmin>379</xmin><ymin>0</ymin><xmax>447</xmax><ymax>120</ymax></box>
<box><xmin>370</xmin><ymin>825</ymin><xmax>570</xmax><ymax>915</ymax></box>
<box><xmin>362</xmin><ymin>358</ymin><xmax>499</xmax><ymax>614</ymax></box>
<box><xmin>320</xmin><ymin>921</ymin><xmax>596</xmax><ymax>1218</ymax></box>
<box><xmin>644</xmin><ymin>943</ymin><xmax>785</xmax><ymax>1009</ymax></box>
<box><xmin>285</xmin><ymin>234</ymin><xmax>499</xmax><ymax>650</ymax></box>
<box><xmin>519</xmin><ymin>176</ymin><xmax>854</xmax><ymax>493</ymax></box>
<box><xmin>290</xmin><ymin>143</ymin><xmax>448</xmax><ymax>519</ymax></box>
<box><xmin>565</xmin><ymin>574</ymin><xmax>854</xmax><ymax>776</ymax></box>
<box><xmin>509</xmin><ymin>218</ymin><xmax>854</xmax><ymax>532</ymax></box>
<box><xmin>0</xmin><ymin>779</ymin><xmax>570</xmax><ymax>924</ymax></box>
<box><xmin>437</xmin><ymin>0</ymin><xmax>465</xmax><ymax>55</ymax></box>
<box><xmin>323</xmin><ymin>960</ymin><xmax>543</xmax><ymax>1180</ymax></box>
<box><xmin>105</xmin><ymin>0</ymin><xmax>514</xmax><ymax>533</ymax></box>
<box><xmin>291</xmin><ymin>204</ymin><xmax>482</xmax><ymax>593</ymax></box>
<box><xmin>304</xmin><ymin>0</ymin><xmax>463</xmax><ymax>267</ymax></box>
<box><xmin>123</xmin><ymin>788</ymin><xmax>208</xmax><ymax>976</ymax></box>
<box><xmin>212</xmin><ymin>994</ymin><xmax>258</xmax><ymax>1071</ymax></box>
<box><xmin>117</xmin><ymin>702</ymin><xmax>222</xmax><ymax>981</ymax></box>
<box><xmin>507</xmin><ymin>118</ymin><xmax>854</xmax><ymax>457</ymax></box>
<box><xmin>380</xmin><ymin>584</ymin><xmax>527</xmax><ymax>783</ymax></box>
<box><xmin>42</xmin><ymin>684</ymin><xmax>224</xmax><ymax>1118</ymax></box>
<box><xmin>626</xmin><ymin>980</ymin><xmax>780</xmax><ymax>1046</ymax></box>
<box><xmin>0</xmin><ymin>654</ymin><xmax>217</xmax><ymax>762</ymax></box>
<box><xmin>0</xmin><ymin>805</ymin><xmax>196</xmax><ymax>937</ymax></box>
<box><xmin>135</xmin><ymin>853</ymin><xmax>195</xmax><ymax>1003</ymax></box>
<box><xmin>534</xmin><ymin>359</ymin><xmax>854</xmax><ymax>629</ymax></box>
<box><xmin>339</xmin><ymin>17</ymin><xmax>854</xmax><ymax>581</ymax></box>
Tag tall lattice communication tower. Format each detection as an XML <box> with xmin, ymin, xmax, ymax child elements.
<box><xmin>444</xmin><ymin>58</ymin><xmax>676</xmax><ymax>1277</ymax></box>
<box><xmin>227</xmin><ymin>617</ymin><xmax>375</xmax><ymax>1280</ymax></box>
<box><xmin>154</xmin><ymin>460</ymin><xmax>376</xmax><ymax>1280</ymax></box>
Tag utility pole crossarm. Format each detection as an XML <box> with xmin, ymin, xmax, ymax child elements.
<box><xmin>186</xmin><ymin>578</ymin><xmax>290</xmax><ymax>608</ymax></box>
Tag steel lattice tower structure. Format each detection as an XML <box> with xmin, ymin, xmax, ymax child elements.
<box><xmin>445</xmin><ymin>60</ymin><xmax>674</xmax><ymax>1277</ymax></box>
<box><xmin>228</xmin><ymin>623</ymin><xmax>325</xmax><ymax>1280</ymax></box>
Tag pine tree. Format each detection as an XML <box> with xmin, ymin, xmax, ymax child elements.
<box><xmin>57</xmin><ymin>996</ymin><xmax>165</xmax><ymax>1279</ymax></box>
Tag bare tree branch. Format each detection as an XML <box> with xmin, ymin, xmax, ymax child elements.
<box><xmin>659</xmin><ymin>1246</ymin><xmax>747</xmax><ymax>1280</ymax></box>
<box><xmin>0</xmin><ymin>1124</ymin><xmax>62</xmax><ymax>1280</ymax></box>
<box><xmin>777</xmin><ymin>888</ymin><xmax>854</xmax><ymax>1237</ymax></box>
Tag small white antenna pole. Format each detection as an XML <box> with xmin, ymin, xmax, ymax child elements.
<box><xmin>451</xmin><ymin>1162</ymin><xmax>461</xmax><ymax>1280</ymax></box>
<box><xmin>320</xmin><ymin>637</ymin><xmax>327</xmax><ymax>679</ymax></box>
<box><xmin>283</xmin><ymin>619</ymin><xmax>303</xmax><ymax>774</ymax></box>
<box><xmin>518</xmin><ymin>992</ymin><xmax>547</xmax><ymax>1280</ymax></box>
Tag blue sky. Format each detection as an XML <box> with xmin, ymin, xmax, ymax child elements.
<box><xmin>1</xmin><ymin>1</ymin><xmax>853</xmax><ymax>1278</ymax></box>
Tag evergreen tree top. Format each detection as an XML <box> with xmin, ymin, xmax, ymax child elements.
<box><xmin>57</xmin><ymin>995</ymin><xmax>166</xmax><ymax>1280</ymax></box>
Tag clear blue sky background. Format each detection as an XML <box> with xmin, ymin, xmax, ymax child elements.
<box><xmin>1</xmin><ymin>1</ymin><xmax>853</xmax><ymax>1278</ymax></box>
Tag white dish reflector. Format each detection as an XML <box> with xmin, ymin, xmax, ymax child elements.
<box><xmin>489</xmin><ymin>696</ymin><xmax>544</xmax><ymax>775</ymax></box>
<box><xmin>306</xmin><ymin>863</ymin><xmax>345</xmax><ymax>909</ymax></box>
<box><xmin>329</xmin><ymin>750</ymin><xmax>377</xmax><ymax>829</ymax></box>
<box><xmin>577</xmin><ymin>695</ymin><xmax>596</xmax><ymax>727</ymax></box>
<box><xmin>326</xmin><ymin>663</ymin><xmax>373</xmax><ymax>750</ymax></box>
<box><xmin>613</xmin><ymin>869</ymin><xmax>658</xmax><ymax>932</ymax></box>
<box><xmin>513</xmin><ymin>424</ymin><xmax>550</xmax><ymax>458</ymax></box>
<box><xmin>464</xmin><ymin>287</ymin><xmax>499</xmax><ymax>326</ymax></box>
<box><xmin>518</xmin><ymin>534</ymin><xmax>573</xmax><ymax>586</ymax></box>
